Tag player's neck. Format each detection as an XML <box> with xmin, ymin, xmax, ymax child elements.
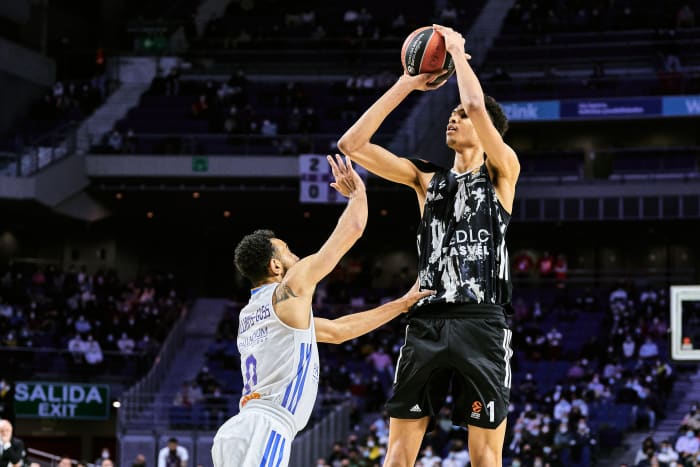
<box><xmin>252</xmin><ymin>277</ymin><xmax>281</xmax><ymax>290</ymax></box>
<box><xmin>453</xmin><ymin>148</ymin><xmax>484</xmax><ymax>174</ymax></box>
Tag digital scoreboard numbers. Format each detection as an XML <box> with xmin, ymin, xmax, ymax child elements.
<box><xmin>299</xmin><ymin>154</ymin><xmax>367</xmax><ymax>204</ymax></box>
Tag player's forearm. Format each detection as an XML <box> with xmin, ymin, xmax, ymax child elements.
<box><xmin>451</xmin><ymin>50</ymin><xmax>486</xmax><ymax>112</ymax></box>
<box><xmin>335</xmin><ymin>190</ymin><xmax>368</xmax><ymax>237</ymax></box>
<box><xmin>322</xmin><ymin>299</ymin><xmax>407</xmax><ymax>344</ymax></box>
<box><xmin>338</xmin><ymin>79</ymin><xmax>413</xmax><ymax>153</ymax></box>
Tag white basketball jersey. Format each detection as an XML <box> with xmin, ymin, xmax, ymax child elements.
<box><xmin>237</xmin><ymin>283</ymin><xmax>320</xmax><ymax>433</ymax></box>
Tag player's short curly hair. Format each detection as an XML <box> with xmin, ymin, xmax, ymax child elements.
<box><xmin>485</xmin><ymin>95</ymin><xmax>509</xmax><ymax>137</ymax></box>
<box><xmin>234</xmin><ymin>229</ymin><xmax>276</xmax><ymax>283</ymax></box>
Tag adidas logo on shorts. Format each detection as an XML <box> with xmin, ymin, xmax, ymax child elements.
<box><xmin>410</xmin><ymin>404</ymin><xmax>422</xmax><ymax>413</ymax></box>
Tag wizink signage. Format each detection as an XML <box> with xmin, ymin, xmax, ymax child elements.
<box><xmin>14</xmin><ymin>382</ymin><xmax>110</xmax><ymax>420</ymax></box>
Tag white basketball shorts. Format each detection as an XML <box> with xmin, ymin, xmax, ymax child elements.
<box><xmin>212</xmin><ymin>407</ymin><xmax>294</xmax><ymax>467</ymax></box>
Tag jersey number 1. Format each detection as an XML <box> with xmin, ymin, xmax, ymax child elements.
<box><xmin>486</xmin><ymin>400</ymin><xmax>495</xmax><ymax>423</ymax></box>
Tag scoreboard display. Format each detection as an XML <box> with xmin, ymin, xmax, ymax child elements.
<box><xmin>299</xmin><ymin>154</ymin><xmax>368</xmax><ymax>204</ymax></box>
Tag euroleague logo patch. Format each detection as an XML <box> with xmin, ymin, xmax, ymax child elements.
<box><xmin>470</xmin><ymin>401</ymin><xmax>482</xmax><ymax>419</ymax></box>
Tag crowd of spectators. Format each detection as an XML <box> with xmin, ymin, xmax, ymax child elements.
<box><xmin>482</xmin><ymin>0</ymin><xmax>700</xmax><ymax>100</ymax></box>
<box><xmin>502</xmin><ymin>0</ymin><xmax>699</xmax><ymax>37</ymax></box>
<box><xmin>196</xmin><ymin>1</ymin><xmax>467</xmax><ymax>50</ymax></box>
<box><xmin>0</xmin><ymin>263</ymin><xmax>185</xmax><ymax>380</ymax></box>
<box><xmin>4</xmin><ymin>76</ymin><xmax>107</xmax><ymax>153</ymax></box>
<box><xmin>624</xmin><ymin>400</ymin><xmax>700</xmax><ymax>466</ymax></box>
<box><xmin>94</xmin><ymin>70</ymin><xmax>413</xmax><ymax>156</ymax></box>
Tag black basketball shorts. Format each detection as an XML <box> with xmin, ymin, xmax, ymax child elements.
<box><xmin>386</xmin><ymin>304</ymin><xmax>513</xmax><ymax>429</ymax></box>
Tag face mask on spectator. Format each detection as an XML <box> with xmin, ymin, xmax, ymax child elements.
<box><xmin>688</xmin><ymin>431</ymin><xmax>695</xmax><ymax>438</ymax></box>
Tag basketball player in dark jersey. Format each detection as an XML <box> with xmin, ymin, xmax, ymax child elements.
<box><xmin>338</xmin><ymin>24</ymin><xmax>520</xmax><ymax>467</ymax></box>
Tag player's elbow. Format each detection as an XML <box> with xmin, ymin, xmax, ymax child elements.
<box><xmin>319</xmin><ymin>328</ymin><xmax>345</xmax><ymax>345</ymax></box>
<box><xmin>337</xmin><ymin>136</ymin><xmax>359</xmax><ymax>156</ymax></box>
<box><xmin>463</xmin><ymin>99</ymin><xmax>486</xmax><ymax>114</ymax></box>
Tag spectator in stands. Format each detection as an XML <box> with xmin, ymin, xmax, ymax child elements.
<box><xmin>158</xmin><ymin>437</ymin><xmax>188</xmax><ymax>467</ymax></box>
<box><xmin>553</xmin><ymin>254</ymin><xmax>568</xmax><ymax>285</ymax></box>
<box><xmin>0</xmin><ymin>379</ymin><xmax>15</xmax><ymax>425</ymax></box>
<box><xmin>518</xmin><ymin>373</ymin><xmax>539</xmax><ymax>404</ymax></box>
<box><xmin>84</xmin><ymin>335</ymin><xmax>104</xmax><ymax>366</ymax></box>
<box><xmin>195</xmin><ymin>366</ymin><xmax>220</xmax><ymax>394</ymax></box>
<box><xmin>674</xmin><ymin>429</ymin><xmax>699</xmax><ymax>465</ymax></box>
<box><xmin>107</xmin><ymin>130</ymin><xmax>123</xmax><ymax>154</ymax></box>
<box><xmin>0</xmin><ymin>420</ymin><xmax>26</xmax><ymax>467</ymax></box>
<box><xmin>442</xmin><ymin>439</ymin><xmax>470</xmax><ymax>466</ymax></box>
<box><xmin>638</xmin><ymin>336</ymin><xmax>659</xmax><ymax>360</ymax></box>
<box><xmin>546</xmin><ymin>326</ymin><xmax>563</xmax><ymax>360</ymax></box>
<box><xmin>418</xmin><ymin>444</ymin><xmax>442</xmax><ymax>466</ymax></box>
<box><xmin>118</xmin><ymin>332</ymin><xmax>136</xmax><ymax>354</ymax></box>
<box><xmin>682</xmin><ymin>404</ymin><xmax>700</xmax><ymax>431</ymax></box>
<box><xmin>132</xmin><ymin>454</ymin><xmax>147</xmax><ymax>467</ymax></box>
<box><xmin>68</xmin><ymin>333</ymin><xmax>87</xmax><ymax>364</ymax></box>
<box><xmin>657</xmin><ymin>439</ymin><xmax>679</xmax><ymax>466</ymax></box>
<box><xmin>537</xmin><ymin>251</ymin><xmax>554</xmax><ymax>277</ymax></box>
<box><xmin>513</xmin><ymin>251</ymin><xmax>534</xmax><ymax>276</ymax></box>
<box><xmin>58</xmin><ymin>458</ymin><xmax>72</xmax><ymax>467</ymax></box>
<box><xmin>553</xmin><ymin>393</ymin><xmax>572</xmax><ymax>422</ymax></box>
<box><xmin>622</xmin><ymin>334</ymin><xmax>637</xmax><ymax>360</ymax></box>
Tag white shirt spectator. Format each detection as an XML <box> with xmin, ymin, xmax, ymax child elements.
<box><xmin>68</xmin><ymin>334</ymin><xmax>87</xmax><ymax>361</ymax></box>
<box><xmin>638</xmin><ymin>338</ymin><xmax>659</xmax><ymax>359</ymax></box>
<box><xmin>547</xmin><ymin>327</ymin><xmax>562</xmax><ymax>347</ymax></box>
<box><xmin>442</xmin><ymin>448</ymin><xmax>469</xmax><ymax>467</ymax></box>
<box><xmin>610</xmin><ymin>287</ymin><xmax>628</xmax><ymax>303</ymax></box>
<box><xmin>84</xmin><ymin>337</ymin><xmax>103</xmax><ymax>365</ymax></box>
<box><xmin>657</xmin><ymin>441</ymin><xmax>679</xmax><ymax>464</ymax></box>
<box><xmin>418</xmin><ymin>447</ymin><xmax>442</xmax><ymax>467</ymax></box>
<box><xmin>117</xmin><ymin>333</ymin><xmax>135</xmax><ymax>354</ymax></box>
<box><xmin>571</xmin><ymin>397</ymin><xmax>589</xmax><ymax>417</ymax></box>
<box><xmin>553</xmin><ymin>399</ymin><xmax>571</xmax><ymax>421</ymax></box>
<box><xmin>675</xmin><ymin>431</ymin><xmax>700</xmax><ymax>457</ymax></box>
<box><xmin>0</xmin><ymin>302</ymin><xmax>12</xmax><ymax>318</ymax></box>
<box><xmin>158</xmin><ymin>442</ymin><xmax>188</xmax><ymax>467</ymax></box>
<box><xmin>622</xmin><ymin>336</ymin><xmax>636</xmax><ymax>358</ymax></box>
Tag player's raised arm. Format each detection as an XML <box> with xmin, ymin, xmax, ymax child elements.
<box><xmin>337</xmin><ymin>73</ymin><xmax>445</xmax><ymax>191</ymax></box>
<box><xmin>282</xmin><ymin>155</ymin><xmax>367</xmax><ymax>298</ymax></box>
<box><xmin>434</xmin><ymin>24</ymin><xmax>520</xmax><ymax>207</ymax></box>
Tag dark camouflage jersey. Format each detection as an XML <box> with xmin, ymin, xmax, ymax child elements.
<box><xmin>413</xmin><ymin>161</ymin><xmax>512</xmax><ymax>309</ymax></box>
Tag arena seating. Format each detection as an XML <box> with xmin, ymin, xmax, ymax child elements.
<box><xmin>481</xmin><ymin>0</ymin><xmax>700</xmax><ymax>100</ymax></box>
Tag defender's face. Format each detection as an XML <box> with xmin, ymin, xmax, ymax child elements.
<box><xmin>270</xmin><ymin>238</ymin><xmax>299</xmax><ymax>276</ymax></box>
<box><xmin>446</xmin><ymin>105</ymin><xmax>478</xmax><ymax>149</ymax></box>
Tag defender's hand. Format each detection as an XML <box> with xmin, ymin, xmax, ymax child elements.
<box><xmin>327</xmin><ymin>154</ymin><xmax>365</xmax><ymax>198</ymax></box>
<box><xmin>398</xmin><ymin>285</ymin><xmax>435</xmax><ymax>312</ymax></box>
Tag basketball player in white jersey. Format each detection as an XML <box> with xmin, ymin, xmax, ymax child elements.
<box><xmin>212</xmin><ymin>154</ymin><xmax>433</xmax><ymax>467</ymax></box>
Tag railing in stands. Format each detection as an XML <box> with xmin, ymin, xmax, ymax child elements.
<box><xmin>8</xmin><ymin>122</ymin><xmax>79</xmax><ymax>177</ymax></box>
<box><xmin>117</xmin><ymin>306</ymin><xmax>189</xmax><ymax>431</ymax></box>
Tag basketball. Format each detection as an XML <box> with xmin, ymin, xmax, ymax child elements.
<box><xmin>401</xmin><ymin>26</ymin><xmax>455</xmax><ymax>84</ymax></box>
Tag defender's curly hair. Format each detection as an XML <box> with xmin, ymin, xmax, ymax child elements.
<box><xmin>234</xmin><ymin>229</ymin><xmax>276</xmax><ymax>283</ymax></box>
<box><xmin>485</xmin><ymin>95</ymin><xmax>509</xmax><ymax>137</ymax></box>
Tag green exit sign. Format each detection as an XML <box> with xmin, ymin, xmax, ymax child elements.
<box><xmin>192</xmin><ymin>156</ymin><xmax>208</xmax><ymax>172</ymax></box>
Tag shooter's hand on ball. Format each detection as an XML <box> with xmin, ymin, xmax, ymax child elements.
<box><xmin>327</xmin><ymin>154</ymin><xmax>365</xmax><ymax>199</ymax></box>
<box><xmin>433</xmin><ymin>24</ymin><xmax>466</xmax><ymax>56</ymax></box>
